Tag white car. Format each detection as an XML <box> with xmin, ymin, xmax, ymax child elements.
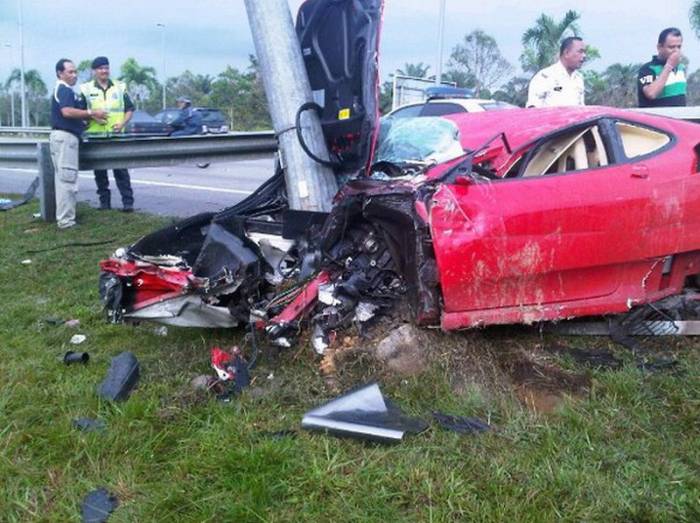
<box><xmin>386</xmin><ymin>97</ymin><xmax>517</xmax><ymax>119</ymax></box>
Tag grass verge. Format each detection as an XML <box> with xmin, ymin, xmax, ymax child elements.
<box><xmin>0</xmin><ymin>199</ymin><xmax>698</xmax><ymax>522</ymax></box>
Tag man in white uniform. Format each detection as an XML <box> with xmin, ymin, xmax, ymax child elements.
<box><xmin>526</xmin><ymin>36</ymin><xmax>587</xmax><ymax>108</ymax></box>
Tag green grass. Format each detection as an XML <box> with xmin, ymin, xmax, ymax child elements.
<box><xmin>0</xmin><ymin>200</ymin><xmax>699</xmax><ymax>522</ymax></box>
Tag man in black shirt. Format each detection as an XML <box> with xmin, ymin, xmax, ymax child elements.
<box><xmin>638</xmin><ymin>27</ymin><xmax>687</xmax><ymax>107</ymax></box>
<box><xmin>50</xmin><ymin>58</ymin><xmax>107</xmax><ymax>228</ymax></box>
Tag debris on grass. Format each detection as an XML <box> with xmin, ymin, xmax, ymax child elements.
<box><xmin>72</xmin><ymin>418</ymin><xmax>106</xmax><ymax>433</ymax></box>
<box><xmin>210</xmin><ymin>346</ymin><xmax>251</xmax><ymax>400</ymax></box>
<box><xmin>20</xmin><ymin>259</ymin><xmax>32</xmax><ymax>265</ymax></box>
<box><xmin>0</xmin><ymin>177</ymin><xmax>39</xmax><ymax>211</ymax></box>
<box><xmin>65</xmin><ymin>319</ymin><xmax>81</xmax><ymax>328</ymax></box>
<box><xmin>432</xmin><ymin>411</ymin><xmax>491</xmax><ymax>435</ymax></box>
<box><xmin>153</xmin><ymin>326</ymin><xmax>168</xmax><ymax>337</ymax></box>
<box><xmin>63</xmin><ymin>351</ymin><xmax>90</xmax><ymax>365</ymax></box>
<box><xmin>97</xmin><ymin>352</ymin><xmax>140</xmax><ymax>402</ymax></box>
<box><xmin>70</xmin><ymin>334</ymin><xmax>87</xmax><ymax>345</ymax></box>
<box><xmin>301</xmin><ymin>382</ymin><xmax>428</xmax><ymax>443</ymax></box>
<box><xmin>80</xmin><ymin>487</ymin><xmax>118</xmax><ymax>522</ymax></box>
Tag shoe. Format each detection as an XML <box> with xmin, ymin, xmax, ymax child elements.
<box><xmin>98</xmin><ymin>202</ymin><xmax>111</xmax><ymax>210</ymax></box>
<box><xmin>121</xmin><ymin>205</ymin><xmax>134</xmax><ymax>213</ymax></box>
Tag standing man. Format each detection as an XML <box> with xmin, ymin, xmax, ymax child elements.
<box><xmin>80</xmin><ymin>56</ymin><xmax>135</xmax><ymax>212</ymax></box>
<box><xmin>526</xmin><ymin>37</ymin><xmax>587</xmax><ymax>108</ymax></box>
<box><xmin>638</xmin><ymin>28</ymin><xmax>687</xmax><ymax>108</ymax></box>
<box><xmin>50</xmin><ymin>58</ymin><xmax>107</xmax><ymax>229</ymax></box>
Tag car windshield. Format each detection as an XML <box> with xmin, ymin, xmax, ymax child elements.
<box><xmin>375</xmin><ymin>117</ymin><xmax>464</xmax><ymax>165</ymax></box>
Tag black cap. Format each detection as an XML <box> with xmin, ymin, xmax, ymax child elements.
<box><xmin>91</xmin><ymin>56</ymin><xmax>109</xmax><ymax>69</ymax></box>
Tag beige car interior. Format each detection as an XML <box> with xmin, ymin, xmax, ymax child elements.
<box><xmin>616</xmin><ymin>122</ymin><xmax>670</xmax><ymax>158</ymax></box>
<box><xmin>509</xmin><ymin>121</ymin><xmax>670</xmax><ymax>179</ymax></box>
<box><xmin>522</xmin><ymin>125</ymin><xmax>609</xmax><ymax>177</ymax></box>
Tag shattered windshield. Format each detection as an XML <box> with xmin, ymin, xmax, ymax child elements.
<box><xmin>375</xmin><ymin>117</ymin><xmax>464</xmax><ymax>166</ymax></box>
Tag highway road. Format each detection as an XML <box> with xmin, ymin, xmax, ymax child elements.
<box><xmin>0</xmin><ymin>156</ymin><xmax>276</xmax><ymax>216</ymax></box>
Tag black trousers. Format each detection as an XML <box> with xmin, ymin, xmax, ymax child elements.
<box><xmin>94</xmin><ymin>169</ymin><xmax>134</xmax><ymax>206</ymax></box>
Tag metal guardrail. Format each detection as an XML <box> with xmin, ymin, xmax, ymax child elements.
<box><xmin>0</xmin><ymin>132</ymin><xmax>278</xmax><ymax>222</ymax></box>
<box><xmin>0</xmin><ymin>126</ymin><xmax>51</xmax><ymax>138</ymax></box>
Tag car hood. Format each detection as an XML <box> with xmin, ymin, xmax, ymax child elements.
<box><xmin>296</xmin><ymin>0</ymin><xmax>384</xmax><ymax>175</ymax></box>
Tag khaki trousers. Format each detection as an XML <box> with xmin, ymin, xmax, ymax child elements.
<box><xmin>49</xmin><ymin>130</ymin><xmax>79</xmax><ymax>228</ymax></box>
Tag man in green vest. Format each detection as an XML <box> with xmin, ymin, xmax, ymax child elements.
<box><xmin>638</xmin><ymin>28</ymin><xmax>687</xmax><ymax>108</ymax></box>
<box><xmin>80</xmin><ymin>56</ymin><xmax>135</xmax><ymax>211</ymax></box>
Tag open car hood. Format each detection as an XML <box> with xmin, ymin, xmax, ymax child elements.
<box><xmin>296</xmin><ymin>0</ymin><xmax>384</xmax><ymax>174</ymax></box>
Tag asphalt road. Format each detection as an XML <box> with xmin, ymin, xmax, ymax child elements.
<box><xmin>0</xmin><ymin>156</ymin><xmax>276</xmax><ymax>217</ymax></box>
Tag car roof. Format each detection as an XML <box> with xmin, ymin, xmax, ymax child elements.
<box><xmin>444</xmin><ymin>105</ymin><xmax>695</xmax><ymax>153</ymax></box>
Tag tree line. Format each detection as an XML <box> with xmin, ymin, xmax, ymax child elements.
<box><xmin>3</xmin><ymin>5</ymin><xmax>700</xmax><ymax>128</ymax></box>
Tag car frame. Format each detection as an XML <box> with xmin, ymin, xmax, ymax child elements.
<box><xmin>97</xmin><ymin>0</ymin><xmax>700</xmax><ymax>349</ymax></box>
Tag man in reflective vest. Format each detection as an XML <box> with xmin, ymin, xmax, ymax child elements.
<box><xmin>80</xmin><ymin>56</ymin><xmax>135</xmax><ymax>211</ymax></box>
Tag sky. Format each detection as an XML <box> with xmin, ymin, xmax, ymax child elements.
<box><xmin>1</xmin><ymin>0</ymin><xmax>699</xmax><ymax>89</ymax></box>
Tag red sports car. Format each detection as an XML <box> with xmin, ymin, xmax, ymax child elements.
<box><xmin>99</xmin><ymin>0</ymin><xmax>700</xmax><ymax>348</ymax></box>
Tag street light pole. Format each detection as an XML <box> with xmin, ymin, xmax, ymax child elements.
<box><xmin>2</xmin><ymin>43</ymin><xmax>13</xmax><ymax>126</ymax></box>
<box><xmin>435</xmin><ymin>0</ymin><xmax>446</xmax><ymax>85</ymax></box>
<box><xmin>17</xmin><ymin>0</ymin><xmax>27</xmax><ymax>126</ymax></box>
<box><xmin>157</xmin><ymin>23</ymin><xmax>166</xmax><ymax>110</ymax></box>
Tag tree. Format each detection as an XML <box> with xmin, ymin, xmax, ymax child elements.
<box><xmin>396</xmin><ymin>62</ymin><xmax>430</xmax><ymax>78</ymax></box>
<box><xmin>6</xmin><ymin>68</ymin><xmax>47</xmax><ymax>125</ymax></box>
<box><xmin>441</xmin><ymin>69</ymin><xmax>475</xmax><ymax>89</ymax></box>
<box><xmin>691</xmin><ymin>1</ymin><xmax>700</xmax><ymax>38</ymax></box>
<box><xmin>118</xmin><ymin>58</ymin><xmax>159</xmax><ymax>110</ymax></box>
<box><xmin>492</xmin><ymin>76</ymin><xmax>530</xmax><ymax>107</ymax></box>
<box><xmin>687</xmin><ymin>68</ymin><xmax>700</xmax><ymax>105</ymax></box>
<box><xmin>448</xmin><ymin>30</ymin><xmax>513</xmax><ymax>96</ymax></box>
<box><xmin>209</xmin><ymin>56</ymin><xmax>271</xmax><ymax>131</ymax></box>
<box><xmin>520</xmin><ymin>10</ymin><xmax>580</xmax><ymax>73</ymax></box>
<box><xmin>76</xmin><ymin>59</ymin><xmax>93</xmax><ymax>83</ymax></box>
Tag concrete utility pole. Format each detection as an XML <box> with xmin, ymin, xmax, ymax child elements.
<box><xmin>435</xmin><ymin>0</ymin><xmax>446</xmax><ymax>85</ymax></box>
<box><xmin>244</xmin><ymin>0</ymin><xmax>338</xmax><ymax>212</ymax></box>
<box><xmin>17</xmin><ymin>0</ymin><xmax>27</xmax><ymax>127</ymax></box>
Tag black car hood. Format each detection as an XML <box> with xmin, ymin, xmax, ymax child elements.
<box><xmin>296</xmin><ymin>0</ymin><xmax>384</xmax><ymax>175</ymax></box>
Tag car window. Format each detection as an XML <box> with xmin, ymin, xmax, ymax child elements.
<box><xmin>419</xmin><ymin>102</ymin><xmax>468</xmax><ymax>117</ymax></box>
<box><xmin>390</xmin><ymin>104</ymin><xmax>424</xmax><ymax>119</ymax></box>
<box><xmin>479</xmin><ymin>101</ymin><xmax>516</xmax><ymax>111</ymax></box>
<box><xmin>615</xmin><ymin>122</ymin><xmax>670</xmax><ymax>159</ymax></box>
<box><xmin>522</xmin><ymin>124</ymin><xmax>610</xmax><ymax>177</ymax></box>
<box><xmin>200</xmin><ymin>110</ymin><xmax>225</xmax><ymax>123</ymax></box>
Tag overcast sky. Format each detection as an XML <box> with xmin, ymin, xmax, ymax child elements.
<box><xmin>1</xmin><ymin>0</ymin><xmax>699</xmax><ymax>89</ymax></box>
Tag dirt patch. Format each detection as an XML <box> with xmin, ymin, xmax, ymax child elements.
<box><xmin>316</xmin><ymin>322</ymin><xmax>592</xmax><ymax>413</ymax></box>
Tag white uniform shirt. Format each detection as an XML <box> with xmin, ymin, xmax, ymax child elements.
<box><xmin>526</xmin><ymin>61</ymin><xmax>585</xmax><ymax>108</ymax></box>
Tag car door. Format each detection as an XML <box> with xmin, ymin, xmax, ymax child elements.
<box><xmin>429</xmin><ymin>118</ymin><xmax>665</xmax><ymax>326</ymax></box>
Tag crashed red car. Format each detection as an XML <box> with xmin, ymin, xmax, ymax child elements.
<box><xmin>99</xmin><ymin>0</ymin><xmax>700</xmax><ymax>349</ymax></box>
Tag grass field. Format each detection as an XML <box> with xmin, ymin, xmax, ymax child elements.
<box><xmin>0</xmin><ymin>199</ymin><xmax>699</xmax><ymax>522</ymax></box>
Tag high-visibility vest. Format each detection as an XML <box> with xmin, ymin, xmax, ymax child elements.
<box><xmin>80</xmin><ymin>80</ymin><xmax>127</xmax><ymax>135</ymax></box>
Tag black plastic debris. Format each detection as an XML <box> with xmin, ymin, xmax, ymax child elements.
<box><xmin>81</xmin><ymin>488</ymin><xmax>118</xmax><ymax>523</ymax></box>
<box><xmin>97</xmin><ymin>352</ymin><xmax>140</xmax><ymax>401</ymax></box>
<box><xmin>301</xmin><ymin>383</ymin><xmax>427</xmax><ymax>443</ymax></box>
<box><xmin>0</xmin><ymin>176</ymin><xmax>39</xmax><ymax>211</ymax></box>
<box><xmin>637</xmin><ymin>358</ymin><xmax>681</xmax><ymax>374</ymax></box>
<box><xmin>72</xmin><ymin>418</ymin><xmax>107</xmax><ymax>433</ymax></box>
<box><xmin>544</xmin><ymin>345</ymin><xmax>623</xmax><ymax>371</ymax></box>
<box><xmin>432</xmin><ymin>411</ymin><xmax>490</xmax><ymax>435</ymax></box>
<box><xmin>64</xmin><ymin>351</ymin><xmax>90</xmax><ymax>365</ymax></box>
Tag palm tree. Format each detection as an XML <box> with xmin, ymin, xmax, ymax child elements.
<box><xmin>6</xmin><ymin>68</ymin><xmax>47</xmax><ymax>125</ymax></box>
<box><xmin>520</xmin><ymin>10</ymin><xmax>581</xmax><ymax>74</ymax></box>
<box><xmin>118</xmin><ymin>58</ymin><xmax>158</xmax><ymax>109</ymax></box>
<box><xmin>396</xmin><ymin>62</ymin><xmax>430</xmax><ymax>78</ymax></box>
<box><xmin>691</xmin><ymin>1</ymin><xmax>700</xmax><ymax>38</ymax></box>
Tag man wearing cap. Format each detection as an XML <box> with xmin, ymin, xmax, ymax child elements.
<box><xmin>50</xmin><ymin>58</ymin><xmax>108</xmax><ymax>229</ymax></box>
<box><xmin>170</xmin><ymin>97</ymin><xmax>203</xmax><ymax>136</ymax></box>
<box><xmin>80</xmin><ymin>56</ymin><xmax>136</xmax><ymax>212</ymax></box>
